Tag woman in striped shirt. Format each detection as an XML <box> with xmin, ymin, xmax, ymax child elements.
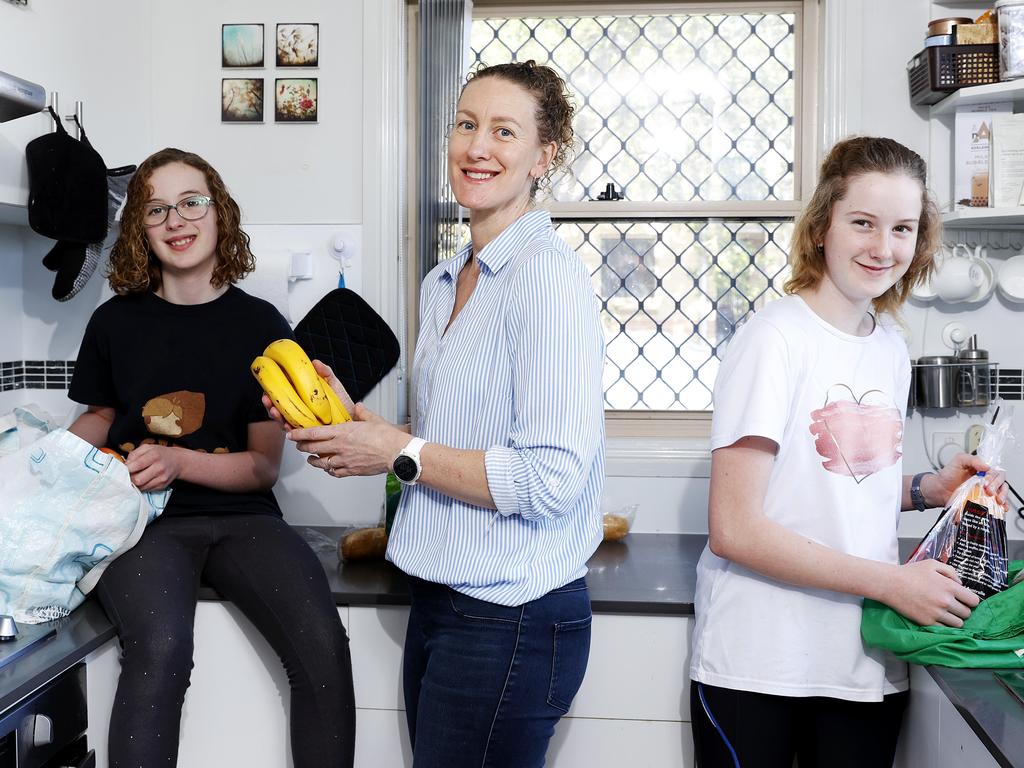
<box><xmin>280</xmin><ymin>62</ymin><xmax>606</xmax><ymax>767</ymax></box>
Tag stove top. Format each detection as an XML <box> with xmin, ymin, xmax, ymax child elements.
<box><xmin>0</xmin><ymin>621</ymin><xmax>56</xmax><ymax>671</ymax></box>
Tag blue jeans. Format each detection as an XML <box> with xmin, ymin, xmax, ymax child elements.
<box><xmin>402</xmin><ymin>575</ymin><xmax>592</xmax><ymax>768</ymax></box>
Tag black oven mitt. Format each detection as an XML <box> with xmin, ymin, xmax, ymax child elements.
<box><xmin>293</xmin><ymin>288</ymin><xmax>400</xmax><ymax>404</ymax></box>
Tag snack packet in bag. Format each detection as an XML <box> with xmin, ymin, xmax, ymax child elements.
<box><xmin>906</xmin><ymin>410</ymin><xmax>1013</xmax><ymax>600</ymax></box>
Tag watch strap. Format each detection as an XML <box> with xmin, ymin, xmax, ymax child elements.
<box><xmin>403</xmin><ymin>436</ymin><xmax>426</xmax><ymax>462</ymax></box>
<box><xmin>911</xmin><ymin>471</ymin><xmax>933</xmax><ymax>511</ymax></box>
<box><xmin>394</xmin><ymin>436</ymin><xmax>426</xmax><ymax>485</ymax></box>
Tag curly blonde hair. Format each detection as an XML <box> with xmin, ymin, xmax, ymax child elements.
<box><xmin>107</xmin><ymin>148</ymin><xmax>255</xmax><ymax>295</ymax></box>
<box><xmin>464</xmin><ymin>61</ymin><xmax>576</xmax><ymax>196</ymax></box>
<box><xmin>784</xmin><ymin>136</ymin><xmax>941</xmax><ymax>317</ymax></box>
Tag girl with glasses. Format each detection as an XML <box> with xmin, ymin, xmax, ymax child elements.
<box><xmin>67</xmin><ymin>147</ymin><xmax>355</xmax><ymax>768</ymax></box>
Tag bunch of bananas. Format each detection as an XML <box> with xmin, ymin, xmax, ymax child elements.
<box><xmin>251</xmin><ymin>339</ymin><xmax>351</xmax><ymax>428</ymax></box>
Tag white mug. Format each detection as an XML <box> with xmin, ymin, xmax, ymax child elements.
<box><xmin>934</xmin><ymin>254</ymin><xmax>984</xmax><ymax>303</ymax></box>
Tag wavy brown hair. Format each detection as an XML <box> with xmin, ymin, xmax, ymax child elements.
<box><xmin>465</xmin><ymin>61</ymin><xmax>576</xmax><ymax>196</ymax></box>
<box><xmin>107</xmin><ymin>148</ymin><xmax>254</xmax><ymax>295</ymax></box>
<box><xmin>783</xmin><ymin>136</ymin><xmax>941</xmax><ymax>317</ymax></box>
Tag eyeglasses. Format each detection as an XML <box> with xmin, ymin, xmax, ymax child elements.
<box><xmin>143</xmin><ymin>195</ymin><xmax>213</xmax><ymax>227</ymax></box>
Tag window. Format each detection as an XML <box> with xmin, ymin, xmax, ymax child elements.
<box><xmin>468</xmin><ymin>2</ymin><xmax>818</xmax><ymax>421</ymax></box>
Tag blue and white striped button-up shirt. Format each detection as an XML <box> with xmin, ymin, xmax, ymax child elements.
<box><xmin>387</xmin><ymin>210</ymin><xmax>606</xmax><ymax>606</ymax></box>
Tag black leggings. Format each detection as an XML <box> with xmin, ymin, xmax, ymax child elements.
<box><xmin>96</xmin><ymin>514</ymin><xmax>355</xmax><ymax>768</ymax></box>
<box><xmin>690</xmin><ymin>681</ymin><xmax>908</xmax><ymax>768</ymax></box>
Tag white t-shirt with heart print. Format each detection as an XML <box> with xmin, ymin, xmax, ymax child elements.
<box><xmin>690</xmin><ymin>294</ymin><xmax>911</xmax><ymax>702</ymax></box>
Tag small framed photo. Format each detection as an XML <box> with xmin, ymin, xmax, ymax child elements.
<box><xmin>222</xmin><ymin>78</ymin><xmax>264</xmax><ymax>123</ymax></box>
<box><xmin>275</xmin><ymin>78</ymin><xmax>317</xmax><ymax>122</ymax></box>
<box><xmin>276</xmin><ymin>23</ymin><xmax>319</xmax><ymax>67</ymax></box>
<box><xmin>222</xmin><ymin>23</ymin><xmax>264</xmax><ymax>68</ymax></box>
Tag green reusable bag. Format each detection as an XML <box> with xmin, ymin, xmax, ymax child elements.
<box><xmin>861</xmin><ymin>561</ymin><xmax>1024</xmax><ymax>668</ymax></box>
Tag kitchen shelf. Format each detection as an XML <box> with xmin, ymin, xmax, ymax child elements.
<box><xmin>942</xmin><ymin>207</ymin><xmax>1024</xmax><ymax>229</ymax></box>
<box><xmin>931</xmin><ymin>80</ymin><xmax>1024</xmax><ymax>117</ymax></box>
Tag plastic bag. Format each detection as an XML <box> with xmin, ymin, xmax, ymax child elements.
<box><xmin>907</xmin><ymin>411</ymin><xmax>1012</xmax><ymax>600</ymax></box>
<box><xmin>0</xmin><ymin>429</ymin><xmax>170</xmax><ymax>623</ymax></box>
<box><xmin>602</xmin><ymin>504</ymin><xmax>637</xmax><ymax>542</ymax></box>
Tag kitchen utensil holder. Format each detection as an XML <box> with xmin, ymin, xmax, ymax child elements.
<box><xmin>912</xmin><ymin>360</ymin><xmax>999</xmax><ymax>409</ymax></box>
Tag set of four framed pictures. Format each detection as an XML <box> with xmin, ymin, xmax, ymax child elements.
<box><xmin>221</xmin><ymin>23</ymin><xmax>318</xmax><ymax>124</ymax></box>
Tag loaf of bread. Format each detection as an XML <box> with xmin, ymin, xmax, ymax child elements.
<box><xmin>602</xmin><ymin>514</ymin><xmax>630</xmax><ymax>542</ymax></box>
<box><xmin>339</xmin><ymin>526</ymin><xmax>388</xmax><ymax>562</ymax></box>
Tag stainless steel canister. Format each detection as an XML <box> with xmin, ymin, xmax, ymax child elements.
<box><xmin>916</xmin><ymin>355</ymin><xmax>958</xmax><ymax>408</ymax></box>
<box><xmin>957</xmin><ymin>336</ymin><xmax>990</xmax><ymax>407</ymax></box>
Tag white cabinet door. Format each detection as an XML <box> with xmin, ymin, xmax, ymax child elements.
<box><xmin>569</xmin><ymin>614</ymin><xmax>692</xmax><ymax>721</ymax></box>
<box><xmin>897</xmin><ymin>665</ymin><xmax>1002</xmax><ymax>768</ymax></box>
<box><xmin>349</xmin><ymin>605</ymin><xmax>409</xmax><ymax>711</ymax></box>
<box><xmin>550</xmin><ymin>716</ymin><xmax>694</xmax><ymax>768</ymax></box>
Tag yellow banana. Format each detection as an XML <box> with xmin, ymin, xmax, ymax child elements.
<box><xmin>322</xmin><ymin>375</ymin><xmax>352</xmax><ymax>423</ymax></box>
<box><xmin>250</xmin><ymin>356</ymin><xmax>320</xmax><ymax>429</ymax></box>
<box><xmin>263</xmin><ymin>339</ymin><xmax>332</xmax><ymax>424</ymax></box>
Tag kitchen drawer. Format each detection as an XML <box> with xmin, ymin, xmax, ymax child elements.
<box><xmin>0</xmin><ymin>663</ymin><xmax>88</xmax><ymax>768</ymax></box>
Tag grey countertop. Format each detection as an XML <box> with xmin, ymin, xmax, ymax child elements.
<box><xmin>2</xmin><ymin>527</ymin><xmax>1023</xmax><ymax>767</ymax></box>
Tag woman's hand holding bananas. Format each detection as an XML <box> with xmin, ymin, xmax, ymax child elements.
<box><xmin>291</xmin><ymin>408</ymin><xmax>409</xmax><ymax>477</ymax></box>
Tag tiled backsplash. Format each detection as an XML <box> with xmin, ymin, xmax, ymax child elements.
<box><xmin>0</xmin><ymin>360</ymin><xmax>75</xmax><ymax>392</ymax></box>
<box><xmin>996</xmin><ymin>369</ymin><xmax>1023</xmax><ymax>401</ymax></box>
<box><xmin>1</xmin><ymin>361</ymin><xmax>1022</xmax><ymax>402</ymax></box>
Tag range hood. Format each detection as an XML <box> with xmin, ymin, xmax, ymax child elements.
<box><xmin>0</xmin><ymin>69</ymin><xmax>45</xmax><ymax>123</ymax></box>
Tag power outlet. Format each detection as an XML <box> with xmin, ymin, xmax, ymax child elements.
<box><xmin>932</xmin><ymin>431</ymin><xmax>963</xmax><ymax>464</ymax></box>
<box><xmin>966</xmin><ymin>424</ymin><xmax>986</xmax><ymax>455</ymax></box>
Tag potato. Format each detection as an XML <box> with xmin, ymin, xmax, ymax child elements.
<box><xmin>602</xmin><ymin>513</ymin><xmax>630</xmax><ymax>542</ymax></box>
<box><xmin>339</xmin><ymin>526</ymin><xmax>388</xmax><ymax>562</ymax></box>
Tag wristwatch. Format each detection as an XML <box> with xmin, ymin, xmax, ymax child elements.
<box><xmin>393</xmin><ymin>437</ymin><xmax>427</xmax><ymax>486</ymax></box>
<box><xmin>911</xmin><ymin>471</ymin><xmax>934</xmax><ymax>511</ymax></box>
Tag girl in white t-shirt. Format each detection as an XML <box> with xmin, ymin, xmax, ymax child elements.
<box><xmin>689</xmin><ymin>137</ymin><xmax>1008</xmax><ymax>768</ymax></box>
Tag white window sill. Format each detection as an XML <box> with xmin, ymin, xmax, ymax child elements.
<box><xmin>605</xmin><ymin>435</ymin><xmax>712</xmax><ymax>478</ymax></box>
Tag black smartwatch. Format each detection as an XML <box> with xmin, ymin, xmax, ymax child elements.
<box><xmin>393</xmin><ymin>437</ymin><xmax>426</xmax><ymax>485</ymax></box>
<box><xmin>910</xmin><ymin>471</ymin><xmax>934</xmax><ymax>511</ymax></box>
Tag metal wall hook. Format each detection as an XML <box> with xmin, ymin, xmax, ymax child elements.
<box><xmin>63</xmin><ymin>100</ymin><xmax>83</xmax><ymax>139</ymax></box>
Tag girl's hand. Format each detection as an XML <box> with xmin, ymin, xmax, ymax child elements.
<box><xmin>289</xmin><ymin>403</ymin><xmax>408</xmax><ymax>478</ymax></box>
<box><xmin>926</xmin><ymin>453</ymin><xmax>1008</xmax><ymax>506</ymax></box>
<box><xmin>126</xmin><ymin>444</ymin><xmax>185</xmax><ymax>491</ymax></box>
<box><xmin>885</xmin><ymin>559</ymin><xmax>980</xmax><ymax>627</ymax></box>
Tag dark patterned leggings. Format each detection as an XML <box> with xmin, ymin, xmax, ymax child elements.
<box><xmin>96</xmin><ymin>514</ymin><xmax>355</xmax><ymax>768</ymax></box>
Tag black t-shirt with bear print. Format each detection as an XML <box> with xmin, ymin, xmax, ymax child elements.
<box><xmin>69</xmin><ymin>286</ymin><xmax>292</xmax><ymax>517</ymax></box>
